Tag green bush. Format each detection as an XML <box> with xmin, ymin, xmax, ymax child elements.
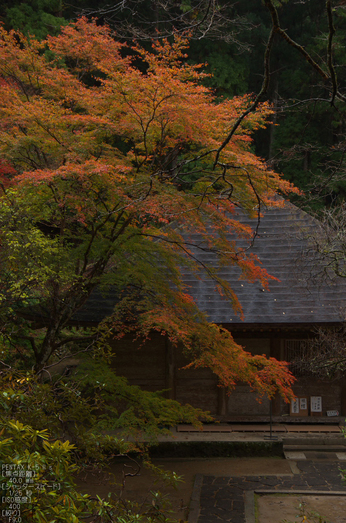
<box><xmin>0</xmin><ymin>419</ymin><xmax>184</xmax><ymax>523</ymax></box>
<box><xmin>0</xmin><ymin>367</ymin><xmax>195</xmax><ymax>522</ymax></box>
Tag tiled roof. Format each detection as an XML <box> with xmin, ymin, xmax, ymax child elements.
<box><xmin>74</xmin><ymin>201</ymin><xmax>346</xmax><ymax>326</ymax></box>
<box><xmin>184</xmin><ymin>201</ymin><xmax>346</xmax><ymax>325</ymax></box>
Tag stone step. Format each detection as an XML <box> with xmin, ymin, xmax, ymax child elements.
<box><xmin>283</xmin><ymin>437</ymin><xmax>345</xmax><ymax>445</ymax></box>
<box><xmin>284</xmin><ymin>444</ymin><xmax>346</xmax><ymax>451</ymax></box>
<box><xmin>284</xmin><ymin>450</ymin><xmax>346</xmax><ymax>460</ymax></box>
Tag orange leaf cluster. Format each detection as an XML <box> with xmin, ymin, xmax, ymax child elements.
<box><xmin>0</xmin><ymin>19</ymin><xmax>296</xmax><ymax>397</ymax></box>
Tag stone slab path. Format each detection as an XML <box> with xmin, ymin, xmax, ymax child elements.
<box><xmin>192</xmin><ymin>461</ymin><xmax>346</xmax><ymax>523</ymax></box>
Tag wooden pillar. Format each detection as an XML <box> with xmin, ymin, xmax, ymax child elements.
<box><xmin>270</xmin><ymin>338</ymin><xmax>283</xmax><ymax>416</ymax></box>
<box><xmin>271</xmin><ymin>393</ymin><xmax>281</xmax><ymax>416</ymax></box>
<box><xmin>270</xmin><ymin>337</ymin><xmax>282</xmax><ymax>360</ymax></box>
<box><xmin>217</xmin><ymin>386</ymin><xmax>227</xmax><ymax>416</ymax></box>
<box><xmin>165</xmin><ymin>339</ymin><xmax>176</xmax><ymax>400</ymax></box>
<box><xmin>341</xmin><ymin>377</ymin><xmax>346</xmax><ymax>416</ymax></box>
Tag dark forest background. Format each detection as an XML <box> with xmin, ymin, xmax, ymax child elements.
<box><xmin>2</xmin><ymin>0</ymin><xmax>346</xmax><ymax>211</ymax></box>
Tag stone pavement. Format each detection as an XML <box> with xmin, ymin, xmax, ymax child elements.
<box><xmin>156</xmin><ymin>423</ymin><xmax>344</xmax><ymax>443</ymax></box>
<box><xmin>189</xmin><ymin>461</ymin><xmax>346</xmax><ymax>523</ymax></box>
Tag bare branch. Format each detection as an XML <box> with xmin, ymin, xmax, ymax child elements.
<box><xmin>79</xmin><ymin>0</ymin><xmax>252</xmax><ymax>46</ymax></box>
<box><xmin>326</xmin><ymin>0</ymin><xmax>338</xmax><ymax>105</ymax></box>
<box><xmin>213</xmin><ymin>20</ymin><xmax>275</xmax><ymax>167</ymax></box>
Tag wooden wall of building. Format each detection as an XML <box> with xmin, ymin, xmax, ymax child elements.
<box><xmin>111</xmin><ymin>333</ymin><xmax>344</xmax><ymax>419</ymax></box>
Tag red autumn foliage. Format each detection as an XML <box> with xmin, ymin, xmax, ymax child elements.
<box><xmin>0</xmin><ymin>18</ymin><xmax>297</xmax><ymax>400</ymax></box>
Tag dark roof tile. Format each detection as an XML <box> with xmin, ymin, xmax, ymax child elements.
<box><xmin>188</xmin><ymin>201</ymin><xmax>346</xmax><ymax>324</ymax></box>
<box><xmin>74</xmin><ymin>201</ymin><xmax>346</xmax><ymax>326</ymax></box>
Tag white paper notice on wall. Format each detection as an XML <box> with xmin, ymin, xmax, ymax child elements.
<box><xmin>310</xmin><ymin>396</ymin><xmax>322</xmax><ymax>412</ymax></box>
<box><xmin>291</xmin><ymin>398</ymin><xmax>299</xmax><ymax>414</ymax></box>
<box><xmin>327</xmin><ymin>410</ymin><xmax>339</xmax><ymax>417</ymax></box>
<box><xmin>300</xmin><ymin>398</ymin><xmax>308</xmax><ymax>410</ymax></box>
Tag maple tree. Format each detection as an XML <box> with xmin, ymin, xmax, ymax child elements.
<box><xmin>0</xmin><ymin>18</ymin><xmax>297</xmax><ymax>403</ymax></box>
